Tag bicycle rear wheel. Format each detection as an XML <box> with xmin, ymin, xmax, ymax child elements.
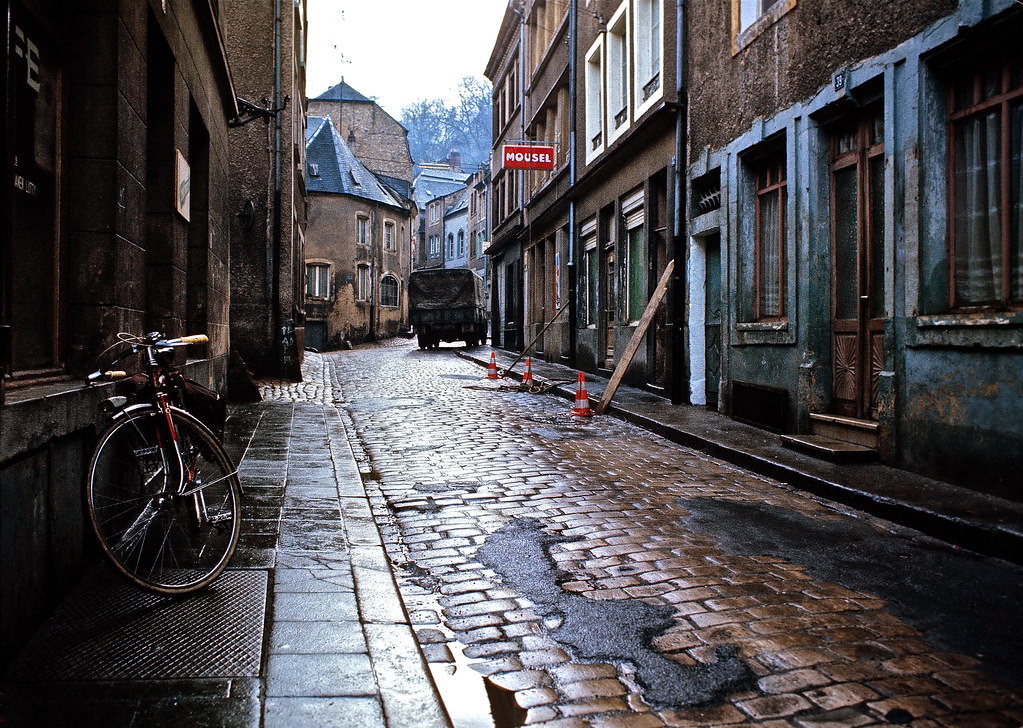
<box><xmin>86</xmin><ymin>406</ymin><xmax>242</xmax><ymax>594</ymax></box>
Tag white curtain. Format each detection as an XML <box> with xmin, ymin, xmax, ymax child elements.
<box><xmin>954</xmin><ymin>110</ymin><xmax>1002</xmax><ymax>305</ymax></box>
<box><xmin>758</xmin><ymin>189</ymin><xmax>782</xmax><ymax>318</ymax></box>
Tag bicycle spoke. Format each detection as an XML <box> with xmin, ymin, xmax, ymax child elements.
<box><xmin>87</xmin><ymin>407</ymin><xmax>242</xmax><ymax>594</ymax></box>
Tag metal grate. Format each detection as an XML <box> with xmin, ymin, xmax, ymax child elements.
<box><xmin>4</xmin><ymin>567</ymin><xmax>267</xmax><ymax>681</ymax></box>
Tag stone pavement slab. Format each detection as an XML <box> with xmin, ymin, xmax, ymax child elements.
<box><xmin>0</xmin><ymin>362</ymin><xmax>451</xmax><ymax>728</ymax></box>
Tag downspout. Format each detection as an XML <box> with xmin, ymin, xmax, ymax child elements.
<box><xmin>272</xmin><ymin>0</ymin><xmax>285</xmax><ymax>375</ymax></box>
<box><xmin>671</xmin><ymin>0</ymin><xmax>687</xmax><ymax>403</ymax></box>
<box><xmin>567</xmin><ymin>0</ymin><xmax>578</xmax><ymax>366</ymax></box>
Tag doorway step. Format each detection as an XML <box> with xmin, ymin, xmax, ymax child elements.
<box><xmin>781</xmin><ymin>413</ymin><xmax>878</xmax><ymax>462</ymax></box>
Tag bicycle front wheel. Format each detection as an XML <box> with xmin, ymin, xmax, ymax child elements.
<box><xmin>86</xmin><ymin>406</ymin><xmax>242</xmax><ymax>594</ymax></box>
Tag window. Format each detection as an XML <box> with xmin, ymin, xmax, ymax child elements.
<box><xmin>529</xmin><ymin>0</ymin><xmax>549</xmax><ymax>72</ymax></box>
<box><xmin>624</xmin><ymin>196</ymin><xmax>646</xmax><ymax>322</ymax></box>
<box><xmin>380</xmin><ymin>275</ymin><xmax>399</xmax><ymax>307</ymax></box>
<box><xmin>6</xmin><ymin>7</ymin><xmax>65</xmax><ymax>376</ymax></box>
<box><xmin>447</xmin><ymin>233</ymin><xmax>454</xmax><ymax>258</ymax></box>
<box><xmin>384</xmin><ymin>220</ymin><xmax>396</xmax><ymax>251</ymax></box>
<box><xmin>582</xmin><ymin>222</ymin><xmax>599</xmax><ymax>326</ymax></box>
<box><xmin>458</xmin><ymin>231</ymin><xmax>465</xmax><ymax>257</ymax></box>
<box><xmin>585</xmin><ymin>37</ymin><xmax>604</xmax><ymax>159</ymax></box>
<box><xmin>357</xmin><ymin>216</ymin><xmax>369</xmax><ymax>246</ymax></box>
<box><xmin>607</xmin><ymin>3</ymin><xmax>630</xmax><ymax>140</ymax></box>
<box><xmin>634</xmin><ymin>0</ymin><xmax>662</xmax><ymax>113</ymax></box>
<box><xmin>429</xmin><ymin>235</ymin><xmax>440</xmax><ymax>257</ymax></box>
<box><xmin>356</xmin><ymin>265</ymin><xmax>370</xmax><ymax>301</ymax></box>
<box><xmin>752</xmin><ymin>153</ymin><xmax>787</xmax><ymax>320</ymax></box>
<box><xmin>732</xmin><ymin>0</ymin><xmax>796</xmax><ymax>54</ymax></box>
<box><xmin>429</xmin><ymin>202</ymin><xmax>441</xmax><ymax>223</ymax></box>
<box><xmin>305</xmin><ymin>262</ymin><xmax>330</xmax><ymax>298</ymax></box>
<box><xmin>738</xmin><ymin>0</ymin><xmax>784</xmax><ymax>31</ymax></box>
<box><xmin>947</xmin><ymin>53</ymin><xmax>1023</xmax><ymax>309</ymax></box>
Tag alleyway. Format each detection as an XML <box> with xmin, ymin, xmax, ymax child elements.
<box><xmin>2</xmin><ymin>339</ymin><xmax>1021</xmax><ymax>727</ymax></box>
<box><xmin>329</xmin><ymin>339</ymin><xmax>1023</xmax><ymax>726</ymax></box>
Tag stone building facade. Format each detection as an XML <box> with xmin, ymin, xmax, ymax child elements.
<box><xmin>308</xmin><ymin>81</ymin><xmax>414</xmax><ymax>188</ymax></box>
<box><xmin>1</xmin><ymin>0</ymin><xmax>241</xmax><ymax>655</ymax></box>
<box><xmin>487</xmin><ymin>0</ymin><xmax>679</xmax><ymax>375</ymax></box>
<box><xmin>684</xmin><ymin>0</ymin><xmax>1022</xmax><ymax>498</ymax></box>
<box><xmin>484</xmin><ymin>0</ymin><xmax>1023</xmax><ymax>499</ymax></box>
<box><xmin>304</xmin><ymin>117</ymin><xmax>414</xmax><ymax>348</ymax></box>
<box><xmin>223</xmin><ymin>0</ymin><xmax>308</xmax><ymax>380</ymax></box>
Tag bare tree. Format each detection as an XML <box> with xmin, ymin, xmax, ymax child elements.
<box><xmin>402</xmin><ymin>77</ymin><xmax>492</xmax><ymax>171</ymax></box>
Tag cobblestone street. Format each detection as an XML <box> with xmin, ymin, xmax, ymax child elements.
<box><xmin>280</xmin><ymin>340</ymin><xmax>1023</xmax><ymax>728</ymax></box>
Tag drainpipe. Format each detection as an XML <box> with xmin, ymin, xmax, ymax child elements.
<box><xmin>567</xmin><ymin>0</ymin><xmax>578</xmax><ymax>366</ymax></box>
<box><xmin>272</xmin><ymin>0</ymin><xmax>285</xmax><ymax>376</ymax></box>
<box><xmin>671</xmin><ymin>0</ymin><xmax>687</xmax><ymax>404</ymax></box>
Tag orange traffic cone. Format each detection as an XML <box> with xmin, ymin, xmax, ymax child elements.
<box><xmin>486</xmin><ymin>351</ymin><xmax>500</xmax><ymax>379</ymax></box>
<box><xmin>521</xmin><ymin>357</ymin><xmax>534</xmax><ymax>388</ymax></box>
<box><xmin>570</xmin><ymin>371</ymin><xmax>593</xmax><ymax>417</ymax></box>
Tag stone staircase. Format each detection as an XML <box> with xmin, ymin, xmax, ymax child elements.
<box><xmin>781</xmin><ymin>413</ymin><xmax>878</xmax><ymax>461</ymax></box>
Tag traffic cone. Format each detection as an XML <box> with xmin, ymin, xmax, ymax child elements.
<box><xmin>570</xmin><ymin>371</ymin><xmax>593</xmax><ymax>417</ymax></box>
<box><xmin>486</xmin><ymin>351</ymin><xmax>500</xmax><ymax>379</ymax></box>
<box><xmin>521</xmin><ymin>357</ymin><xmax>534</xmax><ymax>388</ymax></box>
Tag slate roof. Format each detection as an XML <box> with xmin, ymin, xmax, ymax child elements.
<box><xmin>305</xmin><ymin>116</ymin><xmax>404</xmax><ymax>209</ymax></box>
<box><xmin>445</xmin><ymin>190</ymin><xmax>469</xmax><ymax>217</ymax></box>
<box><xmin>312</xmin><ymin>80</ymin><xmax>374</xmax><ymax>103</ymax></box>
<box><xmin>413</xmin><ymin>166</ymin><xmax>471</xmax><ymax>208</ymax></box>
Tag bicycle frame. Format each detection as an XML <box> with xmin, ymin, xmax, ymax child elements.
<box><xmin>90</xmin><ymin>333</ymin><xmax>217</xmax><ymax>501</ymax></box>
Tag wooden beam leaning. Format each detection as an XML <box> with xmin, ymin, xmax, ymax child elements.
<box><xmin>595</xmin><ymin>259</ymin><xmax>675</xmax><ymax>415</ymax></box>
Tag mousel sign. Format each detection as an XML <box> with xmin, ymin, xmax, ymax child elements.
<box><xmin>502</xmin><ymin>144</ymin><xmax>555</xmax><ymax>170</ymax></box>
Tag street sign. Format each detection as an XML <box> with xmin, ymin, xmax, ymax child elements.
<box><xmin>502</xmin><ymin>144</ymin><xmax>555</xmax><ymax>170</ymax></box>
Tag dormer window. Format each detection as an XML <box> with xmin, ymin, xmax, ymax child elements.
<box><xmin>308</xmin><ymin>163</ymin><xmax>319</xmax><ymax>177</ymax></box>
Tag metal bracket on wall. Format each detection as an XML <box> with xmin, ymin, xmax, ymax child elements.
<box><xmin>228</xmin><ymin>96</ymin><xmax>290</xmax><ymax>127</ymax></box>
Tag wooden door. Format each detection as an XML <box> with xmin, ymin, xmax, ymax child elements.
<box><xmin>830</xmin><ymin>109</ymin><xmax>886</xmax><ymax>419</ymax></box>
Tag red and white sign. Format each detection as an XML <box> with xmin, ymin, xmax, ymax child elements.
<box><xmin>502</xmin><ymin>145</ymin><xmax>556</xmax><ymax>170</ymax></box>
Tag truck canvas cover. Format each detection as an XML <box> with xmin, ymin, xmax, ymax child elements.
<box><xmin>408</xmin><ymin>270</ymin><xmax>484</xmax><ymax>311</ymax></box>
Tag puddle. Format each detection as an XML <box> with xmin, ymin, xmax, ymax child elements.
<box><xmin>477</xmin><ymin>517</ymin><xmax>753</xmax><ymax>709</ymax></box>
<box><xmin>428</xmin><ymin>642</ymin><xmax>499</xmax><ymax>728</ymax></box>
<box><xmin>413</xmin><ymin>481</ymin><xmax>484</xmax><ymax>494</ymax></box>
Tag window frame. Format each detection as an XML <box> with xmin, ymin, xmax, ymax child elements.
<box><xmin>606</xmin><ymin>1</ymin><xmax>631</xmax><ymax>145</ymax></box>
<box><xmin>731</xmin><ymin>0</ymin><xmax>796</xmax><ymax>55</ymax></box>
<box><xmin>356</xmin><ymin>264</ymin><xmax>371</xmax><ymax>301</ymax></box>
<box><xmin>356</xmin><ymin>215</ymin><xmax>370</xmax><ymax>246</ymax></box>
<box><xmin>946</xmin><ymin>53</ymin><xmax>1023</xmax><ymax>311</ymax></box>
<box><xmin>633</xmin><ymin>0</ymin><xmax>663</xmax><ymax>119</ymax></box>
<box><xmin>383</xmin><ymin>219</ymin><xmax>396</xmax><ymax>251</ymax></box>
<box><xmin>305</xmin><ymin>261</ymin><xmax>331</xmax><ymax>299</ymax></box>
<box><xmin>751</xmin><ymin>152</ymin><xmax>788</xmax><ymax>322</ymax></box>
<box><xmin>584</xmin><ymin>36</ymin><xmax>605</xmax><ymax>163</ymax></box>
<box><xmin>380</xmin><ymin>274</ymin><xmax>399</xmax><ymax>307</ymax></box>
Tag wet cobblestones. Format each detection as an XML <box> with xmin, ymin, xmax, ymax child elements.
<box><xmin>281</xmin><ymin>345</ymin><xmax>1022</xmax><ymax>727</ymax></box>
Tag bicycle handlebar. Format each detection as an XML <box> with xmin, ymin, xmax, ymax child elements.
<box><xmin>86</xmin><ymin>333</ymin><xmax>209</xmax><ymax>383</ymax></box>
<box><xmin>167</xmin><ymin>334</ymin><xmax>209</xmax><ymax>345</ymax></box>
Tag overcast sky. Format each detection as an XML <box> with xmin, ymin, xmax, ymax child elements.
<box><xmin>306</xmin><ymin>0</ymin><xmax>509</xmax><ymax>120</ymax></box>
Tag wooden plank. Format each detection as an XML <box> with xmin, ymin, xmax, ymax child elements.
<box><xmin>595</xmin><ymin>259</ymin><xmax>675</xmax><ymax>415</ymax></box>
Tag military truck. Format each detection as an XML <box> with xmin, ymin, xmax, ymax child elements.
<box><xmin>408</xmin><ymin>269</ymin><xmax>488</xmax><ymax>349</ymax></box>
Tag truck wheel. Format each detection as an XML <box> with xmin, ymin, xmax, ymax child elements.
<box><xmin>417</xmin><ymin>333</ymin><xmax>430</xmax><ymax>349</ymax></box>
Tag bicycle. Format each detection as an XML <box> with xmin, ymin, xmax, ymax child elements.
<box><xmin>85</xmin><ymin>332</ymin><xmax>242</xmax><ymax>595</ymax></box>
